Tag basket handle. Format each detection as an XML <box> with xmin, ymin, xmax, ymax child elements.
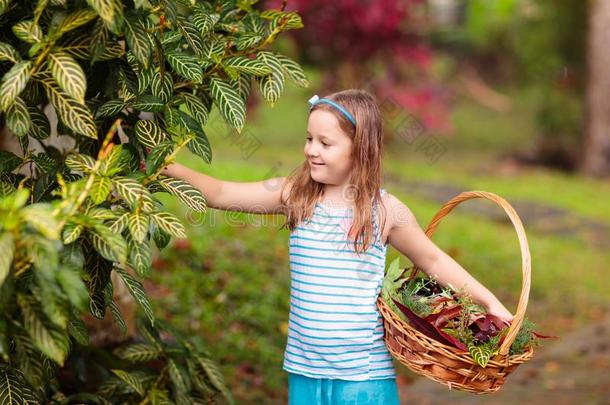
<box><xmin>411</xmin><ymin>190</ymin><xmax>531</xmax><ymax>356</ymax></box>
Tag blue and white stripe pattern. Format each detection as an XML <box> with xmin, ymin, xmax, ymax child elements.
<box><xmin>282</xmin><ymin>189</ymin><xmax>396</xmax><ymax>381</ymax></box>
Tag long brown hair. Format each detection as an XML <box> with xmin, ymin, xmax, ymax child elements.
<box><xmin>280</xmin><ymin>89</ymin><xmax>386</xmax><ymax>255</ymax></box>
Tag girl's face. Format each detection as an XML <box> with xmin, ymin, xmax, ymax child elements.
<box><xmin>304</xmin><ymin>110</ymin><xmax>353</xmax><ymax>186</ymax></box>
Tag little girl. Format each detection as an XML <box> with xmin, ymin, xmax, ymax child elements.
<box><xmin>161</xmin><ymin>89</ymin><xmax>513</xmax><ymax>404</ymax></box>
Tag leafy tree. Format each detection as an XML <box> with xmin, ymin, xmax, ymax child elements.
<box><xmin>0</xmin><ymin>0</ymin><xmax>308</xmax><ymax>402</ymax></box>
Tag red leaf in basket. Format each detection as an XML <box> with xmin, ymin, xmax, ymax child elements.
<box><xmin>392</xmin><ymin>298</ymin><xmax>468</xmax><ymax>351</ymax></box>
<box><xmin>425</xmin><ymin>305</ymin><xmax>463</xmax><ymax>328</ymax></box>
<box><xmin>532</xmin><ymin>331</ymin><xmax>559</xmax><ymax>339</ymax></box>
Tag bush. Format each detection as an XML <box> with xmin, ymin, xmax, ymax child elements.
<box><xmin>0</xmin><ymin>0</ymin><xmax>308</xmax><ymax>403</ymax></box>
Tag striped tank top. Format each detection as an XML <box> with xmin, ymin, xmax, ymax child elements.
<box><xmin>282</xmin><ymin>188</ymin><xmax>396</xmax><ymax>381</ymax></box>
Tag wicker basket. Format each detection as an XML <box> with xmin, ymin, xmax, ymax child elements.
<box><xmin>376</xmin><ymin>190</ymin><xmax>534</xmax><ymax>394</ymax></box>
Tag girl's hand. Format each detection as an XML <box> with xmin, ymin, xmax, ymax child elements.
<box><xmin>486</xmin><ymin>302</ymin><xmax>514</xmax><ymax>327</ymax></box>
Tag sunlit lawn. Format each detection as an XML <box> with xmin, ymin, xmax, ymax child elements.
<box><xmin>149</xmin><ymin>68</ymin><xmax>610</xmax><ymax>403</ymax></box>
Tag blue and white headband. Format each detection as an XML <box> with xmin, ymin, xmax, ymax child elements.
<box><xmin>308</xmin><ymin>94</ymin><xmax>356</xmax><ymax>127</ymax></box>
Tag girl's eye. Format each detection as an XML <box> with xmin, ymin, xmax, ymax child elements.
<box><xmin>322</xmin><ymin>142</ymin><xmax>329</xmax><ymax>147</ymax></box>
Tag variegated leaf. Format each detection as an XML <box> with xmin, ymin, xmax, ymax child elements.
<box><xmin>176</xmin><ymin>17</ymin><xmax>204</xmax><ymax>55</ymax></box>
<box><xmin>124</xmin><ymin>15</ymin><xmax>152</xmax><ymax>68</ymax></box>
<box><xmin>276</xmin><ymin>53</ymin><xmax>309</xmax><ymax>88</ymax></box>
<box><xmin>95</xmin><ymin>99</ymin><xmax>125</xmax><ymax>118</ymax></box>
<box><xmin>157</xmin><ymin>177</ymin><xmax>207</xmax><ymax>212</ymax></box>
<box><xmin>135</xmin><ymin>120</ymin><xmax>165</xmax><ymax>149</ymax></box>
<box><xmin>0</xmin><ymin>60</ymin><xmax>32</xmax><ymax>110</ymax></box>
<box><xmin>0</xmin><ymin>41</ymin><xmax>20</xmax><ymax>63</ymax></box>
<box><xmin>0</xmin><ymin>232</ymin><xmax>14</xmax><ymax>286</ymax></box>
<box><xmin>150</xmin><ymin>211</ymin><xmax>186</xmax><ymax>238</ymax></box>
<box><xmin>112</xmin><ymin>176</ymin><xmax>154</xmax><ymax>212</ymax></box>
<box><xmin>114</xmin><ymin>266</ymin><xmax>154</xmax><ymax>325</ymax></box>
<box><xmin>86</xmin><ymin>0</ymin><xmax>124</xmax><ymax>34</ymax></box>
<box><xmin>127</xmin><ymin>212</ymin><xmax>149</xmax><ymax>244</ymax></box>
<box><xmin>131</xmin><ymin>94</ymin><xmax>164</xmax><ymax>112</ymax></box>
<box><xmin>55</xmin><ymin>9</ymin><xmax>98</xmax><ymax>35</ymax></box>
<box><xmin>224</xmin><ymin>55</ymin><xmax>271</xmax><ymax>76</ymax></box>
<box><xmin>65</xmin><ymin>152</ymin><xmax>95</xmax><ymax>173</ymax></box>
<box><xmin>27</xmin><ymin>107</ymin><xmax>51</xmax><ymax>140</ymax></box>
<box><xmin>40</xmin><ymin>75</ymin><xmax>97</xmax><ymax>139</ymax></box>
<box><xmin>48</xmin><ymin>52</ymin><xmax>86</xmax><ymax>103</ymax></box>
<box><xmin>209</xmin><ymin>77</ymin><xmax>245</xmax><ymax>132</ymax></box>
<box><xmin>5</xmin><ymin>97</ymin><xmax>31</xmax><ymax>137</ymax></box>
<box><xmin>127</xmin><ymin>233</ymin><xmax>151</xmax><ymax>277</ymax></box>
<box><xmin>12</xmin><ymin>20</ymin><xmax>43</xmax><ymax>44</ymax></box>
<box><xmin>165</xmin><ymin>51</ymin><xmax>202</xmax><ymax>83</ymax></box>
<box><xmin>90</xmin><ymin>176</ymin><xmax>111</xmax><ymax>204</ymax></box>
<box><xmin>114</xmin><ymin>343</ymin><xmax>160</xmax><ymax>362</ymax></box>
<box><xmin>256</xmin><ymin>51</ymin><xmax>285</xmax><ymax>106</ymax></box>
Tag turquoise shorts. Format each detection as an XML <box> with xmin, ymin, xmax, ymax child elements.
<box><xmin>287</xmin><ymin>372</ymin><xmax>400</xmax><ymax>405</ymax></box>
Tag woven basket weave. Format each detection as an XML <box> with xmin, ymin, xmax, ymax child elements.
<box><xmin>377</xmin><ymin>191</ymin><xmax>534</xmax><ymax>393</ymax></box>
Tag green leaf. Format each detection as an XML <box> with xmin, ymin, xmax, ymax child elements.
<box><xmin>114</xmin><ymin>343</ymin><xmax>160</xmax><ymax>362</ymax></box>
<box><xmin>194</xmin><ymin>354</ymin><xmax>234</xmax><ymax>405</ymax></box>
<box><xmin>151</xmin><ymin>69</ymin><xmax>173</xmax><ymax>102</ymax></box>
<box><xmin>131</xmin><ymin>94</ymin><xmax>164</xmax><ymax>112</ymax></box>
<box><xmin>145</xmin><ymin>140</ymin><xmax>173</xmax><ymax>176</ymax></box>
<box><xmin>67</xmin><ymin>315</ymin><xmax>89</xmax><ymax>345</ymax></box>
<box><xmin>21</xmin><ymin>203</ymin><xmax>61</xmax><ymax>239</ymax></box>
<box><xmin>468</xmin><ymin>342</ymin><xmax>494</xmax><ymax>368</ymax></box>
<box><xmin>0</xmin><ymin>41</ymin><xmax>20</xmax><ymax>63</ymax></box>
<box><xmin>177</xmin><ymin>93</ymin><xmax>209</xmax><ymax>125</ymax></box>
<box><xmin>135</xmin><ymin>120</ymin><xmax>165</xmax><ymax>148</ymax></box>
<box><xmin>185</xmin><ymin>129</ymin><xmax>212</xmax><ymax>164</ymax></box>
<box><xmin>90</xmin><ymin>223</ymin><xmax>128</xmax><ymax>263</ymax></box>
<box><xmin>168</xmin><ymin>359</ymin><xmax>189</xmax><ymax>393</ymax></box>
<box><xmin>0</xmin><ymin>60</ymin><xmax>32</xmax><ymax>110</ymax></box>
<box><xmin>114</xmin><ymin>266</ymin><xmax>154</xmax><ymax>325</ymax></box>
<box><xmin>192</xmin><ymin>8</ymin><xmax>218</xmax><ymax>35</ymax></box>
<box><xmin>18</xmin><ymin>294</ymin><xmax>70</xmax><ymax>366</ymax></box>
<box><xmin>108</xmin><ymin>212</ymin><xmax>129</xmax><ymax>234</ymax></box>
<box><xmin>108</xmin><ymin>300</ymin><xmax>127</xmax><ymax>335</ymax></box>
<box><xmin>110</xmin><ymin>369</ymin><xmax>145</xmax><ymax>396</ymax></box>
<box><xmin>5</xmin><ymin>97</ymin><xmax>31</xmax><ymax>138</ymax></box>
<box><xmin>48</xmin><ymin>52</ymin><xmax>86</xmax><ymax>103</ymax></box>
<box><xmin>0</xmin><ymin>365</ymin><xmax>39</xmax><ymax>405</ymax></box>
<box><xmin>276</xmin><ymin>53</ymin><xmax>309</xmax><ymax>88</ymax></box>
<box><xmin>86</xmin><ymin>0</ymin><xmax>124</xmax><ymax>34</ymax></box>
<box><xmin>234</xmin><ymin>32</ymin><xmax>263</xmax><ymax>51</ymax></box>
<box><xmin>124</xmin><ymin>15</ymin><xmax>152</xmax><ymax>68</ymax></box>
<box><xmin>0</xmin><ymin>150</ymin><xmax>21</xmax><ymax>174</ymax></box>
<box><xmin>150</xmin><ymin>211</ymin><xmax>186</xmax><ymax>238</ymax></box>
<box><xmin>112</xmin><ymin>176</ymin><xmax>154</xmax><ymax>212</ymax></box>
<box><xmin>65</xmin><ymin>152</ymin><xmax>95</xmax><ymax>173</ymax></box>
<box><xmin>55</xmin><ymin>9</ymin><xmax>98</xmax><ymax>35</ymax></box>
<box><xmin>27</xmin><ymin>107</ymin><xmax>51</xmax><ymax>140</ymax></box>
<box><xmin>62</xmin><ymin>222</ymin><xmax>83</xmax><ymax>244</ymax></box>
<box><xmin>127</xmin><ymin>233</ymin><xmax>151</xmax><ymax>277</ymax></box>
<box><xmin>40</xmin><ymin>74</ymin><xmax>97</xmax><ymax>139</ymax></box>
<box><xmin>209</xmin><ymin>77</ymin><xmax>245</xmax><ymax>132</ymax></box>
<box><xmin>224</xmin><ymin>55</ymin><xmax>272</xmax><ymax>76</ymax></box>
<box><xmin>256</xmin><ymin>51</ymin><xmax>284</xmax><ymax>106</ymax></box>
<box><xmin>166</xmin><ymin>51</ymin><xmax>202</xmax><ymax>83</ymax></box>
<box><xmin>0</xmin><ymin>233</ymin><xmax>14</xmax><ymax>287</ymax></box>
<box><xmin>127</xmin><ymin>212</ymin><xmax>149</xmax><ymax>244</ymax></box>
<box><xmin>157</xmin><ymin>177</ymin><xmax>207</xmax><ymax>212</ymax></box>
<box><xmin>90</xmin><ymin>176</ymin><xmax>111</xmax><ymax>204</ymax></box>
<box><xmin>12</xmin><ymin>20</ymin><xmax>43</xmax><ymax>44</ymax></box>
<box><xmin>95</xmin><ymin>99</ymin><xmax>125</xmax><ymax>118</ymax></box>
<box><xmin>176</xmin><ymin>17</ymin><xmax>204</xmax><ymax>55</ymax></box>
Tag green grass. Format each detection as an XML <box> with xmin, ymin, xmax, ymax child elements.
<box><xmin>147</xmin><ymin>71</ymin><xmax>610</xmax><ymax>403</ymax></box>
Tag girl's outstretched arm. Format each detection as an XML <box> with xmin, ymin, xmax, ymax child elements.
<box><xmin>161</xmin><ymin>162</ymin><xmax>290</xmax><ymax>215</ymax></box>
<box><xmin>385</xmin><ymin>193</ymin><xmax>514</xmax><ymax>324</ymax></box>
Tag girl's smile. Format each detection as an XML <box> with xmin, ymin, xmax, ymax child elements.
<box><xmin>304</xmin><ymin>110</ymin><xmax>353</xmax><ymax>188</ymax></box>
